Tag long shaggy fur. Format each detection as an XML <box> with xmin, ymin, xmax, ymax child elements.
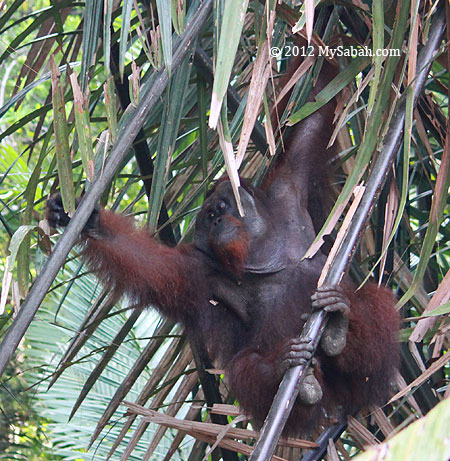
<box><xmin>46</xmin><ymin>51</ymin><xmax>400</xmax><ymax>438</ymax></box>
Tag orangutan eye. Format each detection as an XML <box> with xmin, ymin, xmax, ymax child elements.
<box><xmin>217</xmin><ymin>200</ymin><xmax>227</xmax><ymax>211</ymax></box>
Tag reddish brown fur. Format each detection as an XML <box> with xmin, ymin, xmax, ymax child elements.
<box><xmin>208</xmin><ymin>216</ymin><xmax>250</xmax><ymax>273</ymax></box>
<box><xmin>47</xmin><ymin>47</ymin><xmax>400</xmax><ymax>438</ymax></box>
<box><xmin>327</xmin><ymin>284</ymin><xmax>400</xmax><ymax>413</ymax></box>
<box><xmin>226</xmin><ymin>281</ymin><xmax>399</xmax><ymax>435</ymax></box>
<box><xmin>226</xmin><ymin>338</ymin><xmax>327</xmax><ymax>434</ymax></box>
<box><xmin>78</xmin><ymin>208</ymin><xmax>400</xmax><ymax>435</ymax></box>
<box><xmin>263</xmin><ymin>52</ymin><xmax>338</xmax><ymax>233</ymax></box>
<box><xmin>82</xmin><ymin>210</ymin><xmax>200</xmax><ymax>321</ymax></box>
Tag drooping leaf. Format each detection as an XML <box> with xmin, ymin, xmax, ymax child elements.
<box><xmin>119</xmin><ymin>0</ymin><xmax>133</xmax><ymax>81</ymax></box>
<box><xmin>81</xmin><ymin>0</ymin><xmax>102</xmax><ymax>89</ymax></box>
<box><xmin>148</xmin><ymin>54</ymin><xmax>192</xmax><ymax>231</ymax></box>
<box><xmin>209</xmin><ymin>0</ymin><xmax>249</xmax><ymax>129</ymax></box>
<box><xmin>1</xmin><ymin>225</ymin><xmax>38</xmax><ymax>303</ymax></box>
<box><xmin>156</xmin><ymin>0</ymin><xmax>173</xmax><ymax>73</ymax></box>
<box><xmin>70</xmin><ymin>71</ymin><xmax>94</xmax><ymax>181</ymax></box>
<box><xmin>50</xmin><ymin>56</ymin><xmax>75</xmax><ymax>215</ymax></box>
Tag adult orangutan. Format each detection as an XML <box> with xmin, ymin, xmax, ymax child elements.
<box><xmin>46</xmin><ymin>53</ymin><xmax>399</xmax><ymax>435</ymax></box>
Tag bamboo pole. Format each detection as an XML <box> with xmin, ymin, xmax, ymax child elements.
<box><xmin>249</xmin><ymin>6</ymin><xmax>446</xmax><ymax>461</ymax></box>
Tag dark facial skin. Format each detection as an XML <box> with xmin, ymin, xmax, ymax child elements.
<box><xmin>194</xmin><ymin>181</ymin><xmax>270</xmax><ymax>267</ymax></box>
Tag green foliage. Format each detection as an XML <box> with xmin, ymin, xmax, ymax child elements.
<box><xmin>0</xmin><ymin>363</ymin><xmax>62</xmax><ymax>459</ymax></box>
<box><xmin>355</xmin><ymin>397</ymin><xmax>450</xmax><ymax>461</ymax></box>
<box><xmin>23</xmin><ymin>260</ymin><xmax>191</xmax><ymax>459</ymax></box>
